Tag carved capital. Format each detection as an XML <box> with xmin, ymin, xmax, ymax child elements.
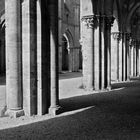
<box><xmin>96</xmin><ymin>15</ymin><xmax>106</xmax><ymax>28</ymax></box>
<box><xmin>125</xmin><ymin>33</ymin><xmax>131</xmax><ymax>41</ymax></box>
<box><xmin>105</xmin><ymin>16</ymin><xmax>115</xmax><ymax>29</ymax></box>
<box><xmin>112</xmin><ymin>32</ymin><xmax>122</xmax><ymax>41</ymax></box>
<box><xmin>81</xmin><ymin>15</ymin><xmax>98</xmax><ymax>29</ymax></box>
<box><xmin>136</xmin><ymin>40</ymin><xmax>140</xmax><ymax>46</ymax></box>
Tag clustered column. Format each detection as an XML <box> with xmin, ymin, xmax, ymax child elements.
<box><xmin>119</xmin><ymin>32</ymin><xmax>132</xmax><ymax>82</ymax></box>
<box><xmin>136</xmin><ymin>40</ymin><xmax>140</xmax><ymax>76</ymax></box>
<box><xmin>104</xmin><ymin>16</ymin><xmax>115</xmax><ymax>89</ymax></box>
<box><xmin>111</xmin><ymin>32</ymin><xmax>121</xmax><ymax>82</ymax></box>
<box><xmin>5</xmin><ymin>0</ymin><xmax>60</xmax><ymax>117</ymax></box>
<box><xmin>118</xmin><ymin>35</ymin><xmax>140</xmax><ymax>81</ymax></box>
<box><xmin>130</xmin><ymin>39</ymin><xmax>140</xmax><ymax>77</ymax></box>
<box><xmin>126</xmin><ymin>33</ymin><xmax>131</xmax><ymax>81</ymax></box>
<box><xmin>81</xmin><ymin>15</ymin><xmax>114</xmax><ymax>91</ymax></box>
<box><xmin>49</xmin><ymin>0</ymin><xmax>60</xmax><ymax>116</ymax></box>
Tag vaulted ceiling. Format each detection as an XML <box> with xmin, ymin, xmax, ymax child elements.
<box><xmin>115</xmin><ymin>0</ymin><xmax>140</xmax><ymax>38</ymax></box>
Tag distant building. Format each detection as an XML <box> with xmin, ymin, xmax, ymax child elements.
<box><xmin>58</xmin><ymin>0</ymin><xmax>81</xmax><ymax>72</ymax></box>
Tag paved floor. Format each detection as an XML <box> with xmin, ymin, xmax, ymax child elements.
<box><xmin>0</xmin><ymin>73</ymin><xmax>140</xmax><ymax>139</ymax></box>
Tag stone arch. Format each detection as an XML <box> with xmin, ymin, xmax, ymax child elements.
<box><xmin>62</xmin><ymin>35</ymin><xmax>69</xmax><ymax>71</ymax></box>
<box><xmin>61</xmin><ymin>29</ymin><xmax>74</xmax><ymax>71</ymax></box>
<box><xmin>113</xmin><ymin>0</ymin><xmax>121</xmax><ymax>31</ymax></box>
<box><xmin>63</xmin><ymin>29</ymin><xmax>74</xmax><ymax>49</ymax></box>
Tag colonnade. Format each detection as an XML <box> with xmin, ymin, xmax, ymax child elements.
<box><xmin>81</xmin><ymin>15</ymin><xmax>114</xmax><ymax>91</ymax></box>
<box><xmin>81</xmin><ymin>14</ymin><xmax>140</xmax><ymax>91</ymax></box>
<box><xmin>5</xmin><ymin>0</ymin><xmax>60</xmax><ymax>117</ymax></box>
<box><xmin>112</xmin><ymin>32</ymin><xmax>140</xmax><ymax>82</ymax></box>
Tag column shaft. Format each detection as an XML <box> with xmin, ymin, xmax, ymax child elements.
<box><xmin>5</xmin><ymin>0</ymin><xmax>24</xmax><ymax>117</ymax></box>
<box><xmin>131</xmin><ymin>45</ymin><xmax>134</xmax><ymax>77</ymax></box>
<box><xmin>37</xmin><ymin>0</ymin><xmax>50</xmax><ymax>115</ymax></box>
<box><xmin>94</xmin><ymin>23</ymin><xmax>100</xmax><ymax>90</ymax></box>
<box><xmin>128</xmin><ymin>44</ymin><xmax>131</xmax><ymax>79</ymax></box>
<box><xmin>49</xmin><ymin>0</ymin><xmax>60</xmax><ymax>115</ymax></box>
<box><xmin>81</xmin><ymin>15</ymin><xmax>96</xmax><ymax>90</ymax></box>
<box><xmin>22</xmin><ymin>0</ymin><xmax>37</xmax><ymax>116</ymax></box>
<box><xmin>117</xmin><ymin>39</ymin><xmax>120</xmax><ymax>81</ymax></box>
<box><xmin>133</xmin><ymin>44</ymin><xmax>136</xmax><ymax>76</ymax></box>
<box><xmin>136</xmin><ymin>43</ymin><xmax>139</xmax><ymax>76</ymax></box>
<box><xmin>105</xmin><ymin>16</ymin><xmax>114</xmax><ymax>90</ymax></box>
<box><xmin>126</xmin><ymin>33</ymin><xmax>130</xmax><ymax>81</ymax></box>
<box><xmin>119</xmin><ymin>38</ymin><xmax>123</xmax><ymax>81</ymax></box>
<box><xmin>101</xmin><ymin>16</ymin><xmax>105</xmax><ymax>89</ymax></box>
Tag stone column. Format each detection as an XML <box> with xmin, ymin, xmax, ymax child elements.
<box><xmin>112</xmin><ymin>32</ymin><xmax>121</xmax><ymax>82</ymax></box>
<box><xmin>49</xmin><ymin>0</ymin><xmax>60</xmax><ymax>116</ymax></box>
<box><xmin>104</xmin><ymin>16</ymin><xmax>114</xmax><ymax>90</ymax></box>
<box><xmin>37</xmin><ymin>0</ymin><xmax>50</xmax><ymax>115</ymax></box>
<box><xmin>100</xmin><ymin>15</ymin><xmax>105</xmax><ymax>90</ymax></box>
<box><xmin>126</xmin><ymin>33</ymin><xmax>131</xmax><ymax>81</ymax></box>
<box><xmin>121</xmin><ymin>32</ymin><xmax>129</xmax><ymax>81</ymax></box>
<box><xmin>119</xmin><ymin>36</ymin><xmax>123</xmax><ymax>81</ymax></box>
<box><xmin>5</xmin><ymin>0</ymin><xmax>24</xmax><ymax>117</ymax></box>
<box><xmin>122</xmin><ymin>33</ymin><xmax>127</xmax><ymax>81</ymax></box>
<box><xmin>136</xmin><ymin>40</ymin><xmax>139</xmax><ymax>77</ymax></box>
<box><xmin>128</xmin><ymin>40</ymin><xmax>132</xmax><ymax>79</ymax></box>
<box><xmin>131</xmin><ymin>43</ymin><xmax>134</xmax><ymax>77</ymax></box>
<box><xmin>94</xmin><ymin>16</ymin><xmax>100</xmax><ymax>91</ymax></box>
<box><xmin>58</xmin><ymin>0</ymin><xmax>63</xmax><ymax>72</ymax></box>
<box><xmin>139</xmin><ymin>43</ymin><xmax>140</xmax><ymax>76</ymax></box>
<box><xmin>117</xmin><ymin>36</ymin><xmax>120</xmax><ymax>82</ymax></box>
<box><xmin>133</xmin><ymin>41</ymin><xmax>136</xmax><ymax>77</ymax></box>
<box><xmin>22</xmin><ymin>0</ymin><xmax>37</xmax><ymax>116</ymax></box>
<box><xmin>81</xmin><ymin>15</ymin><xmax>97</xmax><ymax>90</ymax></box>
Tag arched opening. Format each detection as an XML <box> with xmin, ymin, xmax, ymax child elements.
<box><xmin>62</xmin><ymin>35</ymin><xmax>69</xmax><ymax>71</ymax></box>
<box><xmin>61</xmin><ymin>30</ymin><xmax>74</xmax><ymax>72</ymax></box>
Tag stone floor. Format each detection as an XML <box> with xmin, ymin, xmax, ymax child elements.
<box><xmin>0</xmin><ymin>73</ymin><xmax>140</xmax><ymax>139</ymax></box>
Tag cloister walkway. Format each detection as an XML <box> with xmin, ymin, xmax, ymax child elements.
<box><xmin>0</xmin><ymin>73</ymin><xmax>140</xmax><ymax>139</ymax></box>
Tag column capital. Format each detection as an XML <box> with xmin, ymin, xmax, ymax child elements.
<box><xmin>136</xmin><ymin>40</ymin><xmax>140</xmax><ymax>45</ymax></box>
<box><xmin>125</xmin><ymin>32</ymin><xmax>131</xmax><ymax>41</ymax></box>
<box><xmin>105</xmin><ymin>16</ymin><xmax>115</xmax><ymax>29</ymax></box>
<box><xmin>96</xmin><ymin>15</ymin><xmax>106</xmax><ymax>28</ymax></box>
<box><xmin>81</xmin><ymin>15</ymin><xmax>98</xmax><ymax>29</ymax></box>
<box><xmin>112</xmin><ymin>32</ymin><xmax>122</xmax><ymax>41</ymax></box>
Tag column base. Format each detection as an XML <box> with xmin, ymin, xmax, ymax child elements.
<box><xmin>49</xmin><ymin>106</ymin><xmax>61</xmax><ymax>116</ymax></box>
<box><xmin>127</xmin><ymin>78</ymin><xmax>130</xmax><ymax>82</ymax></box>
<box><xmin>107</xmin><ymin>86</ymin><xmax>112</xmax><ymax>91</ymax></box>
<box><xmin>5</xmin><ymin>109</ymin><xmax>24</xmax><ymax>118</ymax></box>
<box><xmin>84</xmin><ymin>87</ymin><xmax>95</xmax><ymax>92</ymax></box>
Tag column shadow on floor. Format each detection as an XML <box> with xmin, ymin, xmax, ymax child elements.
<box><xmin>60</xmin><ymin>79</ymin><xmax>140</xmax><ymax>114</ymax></box>
<box><xmin>0</xmin><ymin>80</ymin><xmax>140</xmax><ymax>139</ymax></box>
<box><xmin>111</xmin><ymin>79</ymin><xmax>140</xmax><ymax>89</ymax></box>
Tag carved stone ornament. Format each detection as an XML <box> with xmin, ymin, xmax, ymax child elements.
<box><xmin>125</xmin><ymin>32</ymin><xmax>131</xmax><ymax>41</ymax></box>
<box><xmin>105</xmin><ymin>16</ymin><xmax>115</xmax><ymax>29</ymax></box>
<box><xmin>81</xmin><ymin>15</ymin><xmax>98</xmax><ymax>29</ymax></box>
<box><xmin>112</xmin><ymin>32</ymin><xmax>122</xmax><ymax>41</ymax></box>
